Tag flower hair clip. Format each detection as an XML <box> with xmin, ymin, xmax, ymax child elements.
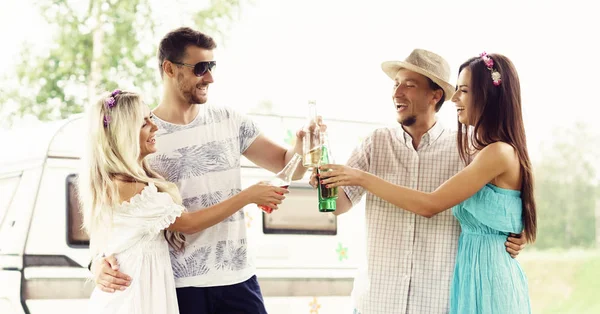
<box><xmin>479</xmin><ymin>52</ymin><xmax>502</xmax><ymax>86</ymax></box>
<box><xmin>103</xmin><ymin>115</ymin><xmax>111</xmax><ymax>127</ymax></box>
<box><xmin>103</xmin><ymin>89</ymin><xmax>122</xmax><ymax>127</ymax></box>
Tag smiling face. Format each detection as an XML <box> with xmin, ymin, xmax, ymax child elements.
<box><xmin>392</xmin><ymin>69</ymin><xmax>440</xmax><ymax>126</ymax></box>
<box><xmin>451</xmin><ymin>68</ymin><xmax>474</xmax><ymax>125</ymax></box>
<box><xmin>171</xmin><ymin>46</ymin><xmax>215</xmax><ymax>105</ymax></box>
<box><xmin>139</xmin><ymin>106</ymin><xmax>158</xmax><ymax>159</ymax></box>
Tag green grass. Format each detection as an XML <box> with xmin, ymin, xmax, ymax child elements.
<box><xmin>519</xmin><ymin>249</ymin><xmax>600</xmax><ymax>314</ymax></box>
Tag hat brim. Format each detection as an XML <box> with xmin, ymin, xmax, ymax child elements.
<box><xmin>382</xmin><ymin>61</ymin><xmax>454</xmax><ymax>101</ymax></box>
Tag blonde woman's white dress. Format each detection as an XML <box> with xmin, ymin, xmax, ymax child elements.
<box><xmin>87</xmin><ymin>182</ymin><xmax>184</xmax><ymax>314</ymax></box>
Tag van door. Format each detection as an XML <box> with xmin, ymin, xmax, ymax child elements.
<box><xmin>0</xmin><ymin>169</ymin><xmax>30</xmax><ymax>314</ymax></box>
<box><xmin>22</xmin><ymin>158</ymin><xmax>91</xmax><ymax>314</ymax></box>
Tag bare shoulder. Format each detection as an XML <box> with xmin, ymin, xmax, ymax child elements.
<box><xmin>477</xmin><ymin>142</ymin><xmax>517</xmax><ymax>166</ymax></box>
<box><xmin>486</xmin><ymin>141</ymin><xmax>516</xmax><ymax>156</ymax></box>
<box><xmin>114</xmin><ymin>180</ymin><xmax>148</xmax><ymax>204</ymax></box>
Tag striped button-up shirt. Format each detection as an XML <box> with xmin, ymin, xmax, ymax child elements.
<box><xmin>343</xmin><ymin>122</ymin><xmax>465</xmax><ymax>314</ymax></box>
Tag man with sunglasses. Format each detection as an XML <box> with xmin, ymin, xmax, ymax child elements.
<box><xmin>90</xmin><ymin>27</ymin><xmax>314</xmax><ymax>314</ymax></box>
<box><xmin>170</xmin><ymin>60</ymin><xmax>216</xmax><ymax>77</ymax></box>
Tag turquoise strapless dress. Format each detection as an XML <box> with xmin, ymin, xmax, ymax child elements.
<box><xmin>450</xmin><ymin>184</ymin><xmax>531</xmax><ymax>314</ymax></box>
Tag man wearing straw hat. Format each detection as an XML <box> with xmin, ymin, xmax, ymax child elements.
<box><xmin>311</xmin><ymin>49</ymin><xmax>525</xmax><ymax>313</ymax></box>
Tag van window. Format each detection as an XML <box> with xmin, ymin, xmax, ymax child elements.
<box><xmin>66</xmin><ymin>174</ymin><xmax>89</xmax><ymax>247</ymax></box>
<box><xmin>0</xmin><ymin>174</ymin><xmax>21</xmax><ymax>223</ymax></box>
<box><xmin>262</xmin><ymin>184</ymin><xmax>337</xmax><ymax>235</ymax></box>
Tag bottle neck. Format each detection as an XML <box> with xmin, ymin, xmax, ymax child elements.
<box><xmin>277</xmin><ymin>154</ymin><xmax>302</xmax><ymax>181</ymax></box>
<box><xmin>320</xmin><ymin>132</ymin><xmax>329</xmax><ymax>147</ymax></box>
<box><xmin>319</xmin><ymin>133</ymin><xmax>334</xmax><ymax>164</ymax></box>
<box><xmin>308</xmin><ymin>103</ymin><xmax>318</xmax><ymax>121</ymax></box>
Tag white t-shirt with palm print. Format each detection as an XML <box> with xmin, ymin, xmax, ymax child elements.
<box><xmin>148</xmin><ymin>104</ymin><xmax>260</xmax><ymax>288</ymax></box>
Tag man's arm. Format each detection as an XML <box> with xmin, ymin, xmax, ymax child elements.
<box><xmin>90</xmin><ymin>255</ymin><xmax>131</xmax><ymax>293</ymax></box>
<box><xmin>168</xmin><ymin>183</ymin><xmax>288</xmax><ymax>233</ymax></box>
<box><xmin>334</xmin><ymin>189</ymin><xmax>353</xmax><ymax>216</ymax></box>
<box><xmin>244</xmin><ymin>133</ymin><xmax>307</xmax><ymax>180</ymax></box>
<box><xmin>506</xmin><ymin>233</ymin><xmax>527</xmax><ymax>258</ymax></box>
<box><xmin>325</xmin><ymin>142</ymin><xmax>516</xmax><ymax>218</ymax></box>
<box><xmin>309</xmin><ymin>131</ymin><xmax>373</xmax><ymax>215</ymax></box>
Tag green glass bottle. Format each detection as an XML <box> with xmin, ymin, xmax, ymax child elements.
<box><xmin>317</xmin><ymin>132</ymin><xmax>337</xmax><ymax>212</ymax></box>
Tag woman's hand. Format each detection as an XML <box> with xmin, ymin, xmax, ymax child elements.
<box><xmin>243</xmin><ymin>181</ymin><xmax>289</xmax><ymax>210</ymax></box>
<box><xmin>318</xmin><ymin>164</ymin><xmax>367</xmax><ymax>188</ymax></box>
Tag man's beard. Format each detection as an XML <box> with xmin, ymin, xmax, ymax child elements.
<box><xmin>188</xmin><ymin>89</ymin><xmax>205</xmax><ymax>105</ymax></box>
<box><xmin>177</xmin><ymin>74</ymin><xmax>207</xmax><ymax>105</ymax></box>
<box><xmin>399</xmin><ymin>115</ymin><xmax>417</xmax><ymax>126</ymax></box>
<box><xmin>179</xmin><ymin>85</ymin><xmax>207</xmax><ymax>105</ymax></box>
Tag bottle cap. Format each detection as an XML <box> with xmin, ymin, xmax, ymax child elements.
<box><xmin>319</xmin><ymin>198</ymin><xmax>337</xmax><ymax>212</ymax></box>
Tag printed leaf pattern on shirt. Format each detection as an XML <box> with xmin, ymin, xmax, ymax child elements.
<box><xmin>150</xmin><ymin>139</ymin><xmax>238</xmax><ymax>182</ymax></box>
<box><xmin>223</xmin><ymin>209</ymin><xmax>245</xmax><ymax>222</ymax></box>
<box><xmin>152</xmin><ymin>106</ymin><xmax>230</xmax><ymax>135</ymax></box>
<box><xmin>154</xmin><ymin>118</ymin><xmax>201</xmax><ymax>135</ymax></box>
<box><xmin>204</xmin><ymin>107</ymin><xmax>231</xmax><ymax>124</ymax></box>
<box><xmin>222</xmin><ymin>188</ymin><xmax>244</xmax><ymax>222</ymax></box>
<box><xmin>227</xmin><ymin>188</ymin><xmax>241</xmax><ymax>197</ymax></box>
<box><xmin>214</xmin><ymin>239</ymin><xmax>247</xmax><ymax>271</ymax></box>
<box><xmin>170</xmin><ymin>245</ymin><xmax>212</xmax><ymax>278</ymax></box>
<box><xmin>183</xmin><ymin>189</ymin><xmax>243</xmax><ymax>223</ymax></box>
<box><xmin>147</xmin><ymin>105</ymin><xmax>254</xmax><ymax>283</ymax></box>
<box><xmin>239</xmin><ymin>120</ymin><xmax>259</xmax><ymax>152</ymax></box>
<box><xmin>183</xmin><ymin>191</ymin><xmax>223</xmax><ymax>209</ymax></box>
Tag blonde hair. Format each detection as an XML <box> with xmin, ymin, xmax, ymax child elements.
<box><xmin>79</xmin><ymin>90</ymin><xmax>185</xmax><ymax>256</ymax></box>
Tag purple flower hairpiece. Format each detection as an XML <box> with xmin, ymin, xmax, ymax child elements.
<box><xmin>103</xmin><ymin>115</ymin><xmax>111</xmax><ymax>127</ymax></box>
<box><xmin>479</xmin><ymin>52</ymin><xmax>502</xmax><ymax>86</ymax></box>
<box><xmin>105</xmin><ymin>97</ymin><xmax>116</xmax><ymax>108</ymax></box>
<box><xmin>103</xmin><ymin>89</ymin><xmax>122</xmax><ymax>127</ymax></box>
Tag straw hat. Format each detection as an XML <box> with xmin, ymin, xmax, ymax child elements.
<box><xmin>381</xmin><ymin>49</ymin><xmax>454</xmax><ymax>100</ymax></box>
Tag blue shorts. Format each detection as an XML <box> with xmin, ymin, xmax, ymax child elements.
<box><xmin>176</xmin><ymin>275</ymin><xmax>267</xmax><ymax>314</ymax></box>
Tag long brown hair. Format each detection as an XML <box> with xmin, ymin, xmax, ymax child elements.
<box><xmin>457</xmin><ymin>53</ymin><xmax>537</xmax><ymax>243</ymax></box>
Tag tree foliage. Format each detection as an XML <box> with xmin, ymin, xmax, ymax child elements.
<box><xmin>533</xmin><ymin>122</ymin><xmax>600</xmax><ymax>249</ymax></box>
<box><xmin>0</xmin><ymin>0</ymin><xmax>244</xmax><ymax>125</ymax></box>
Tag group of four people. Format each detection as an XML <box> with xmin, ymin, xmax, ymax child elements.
<box><xmin>81</xmin><ymin>26</ymin><xmax>533</xmax><ymax>314</ymax></box>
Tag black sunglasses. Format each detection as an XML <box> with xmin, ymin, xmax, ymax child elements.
<box><xmin>170</xmin><ymin>60</ymin><xmax>216</xmax><ymax>76</ymax></box>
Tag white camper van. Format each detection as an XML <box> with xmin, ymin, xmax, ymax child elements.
<box><xmin>0</xmin><ymin>113</ymin><xmax>386</xmax><ymax>314</ymax></box>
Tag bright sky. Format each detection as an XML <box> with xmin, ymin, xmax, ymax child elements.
<box><xmin>1</xmin><ymin>0</ymin><xmax>599</xmax><ymax>161</ymax></box>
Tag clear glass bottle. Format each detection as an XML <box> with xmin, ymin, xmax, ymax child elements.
<box><xmin>302</xmin><ymin>100</ymin><xmax>322</xmax><ymax>168</ymax></box>
<box><xmin>317</xmin><ymin>132</ymin><xmax>337</xmax><ymax>212</ymax></box>
<box><xmin>258</xmin><ymin>153</ymin><xmax>302</xmax><ymax>213</ymax></box>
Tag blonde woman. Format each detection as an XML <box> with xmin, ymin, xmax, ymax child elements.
<box><xmin>80</xmin><ymin>90</ymin><xmax>288</xmax><ymax>314</ymax></box>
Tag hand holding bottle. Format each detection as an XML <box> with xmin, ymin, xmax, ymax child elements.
<box><xmin>242</xmin><ymin>182</ymin><xmax>289</xmax><ymax>213</ymax></box>
<box><xmin>298</xmin><ymin>116</ymin><xmax>327</xmax><ymax>138</ymax></box>
<box><xmin>256</xmin><ymin>153</ymin><xmax>303</xmax><ymax>213</ymax></box>
<box><xmin>316</xmin><ymin>132</ymin><xmax>338</xmax><ymax>212</ymax></box>
<box><xmin>316</xmin><ymin>164</ymin><xmax>367</xmax><ymax>188</ymax></box>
